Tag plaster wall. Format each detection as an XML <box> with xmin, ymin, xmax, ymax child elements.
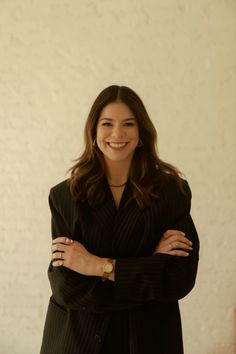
<box><xmin>0</xmin><ymin>1</ymin><xmax>235</xmax><ymax>353</ymax></box>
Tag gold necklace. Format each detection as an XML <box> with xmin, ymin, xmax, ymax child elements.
<box><xmin>109</xmin><ymin>182</ymin><xmax>127</xmax><ymax>188</ymax></box>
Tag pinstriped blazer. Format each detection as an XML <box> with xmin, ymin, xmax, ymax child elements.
<box><xmin>40</xmin><ymin>177</ymin><xmax>199</xmax><ymax>354</ymax></box>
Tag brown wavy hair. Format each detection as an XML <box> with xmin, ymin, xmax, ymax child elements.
<box><xmin>68</xmin><ymin>85</ymin><xmax>183</xmax><ymax>208</ymax></box>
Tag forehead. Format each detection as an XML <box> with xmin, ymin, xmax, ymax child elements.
<box><xmin>99</xmin><ymin>101</ymin><xmax>135</xmax><ymax>120</ymax></box>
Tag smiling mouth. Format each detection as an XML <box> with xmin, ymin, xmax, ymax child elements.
<box><xmin>107</xmin><ymin>142</ymin><xmax>128</xmax><ymax>148</ymax></box>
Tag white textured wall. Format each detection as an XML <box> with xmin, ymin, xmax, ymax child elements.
<box><xmin>0</xmin><ymin>1</ymin><xmax>235</xmax><ymax>353</ymax></box>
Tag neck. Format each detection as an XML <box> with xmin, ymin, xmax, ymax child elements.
<box><xmin>104</xmin><ymin>159</ymin><xmax>131</xmax><ymax>186</ymax></box>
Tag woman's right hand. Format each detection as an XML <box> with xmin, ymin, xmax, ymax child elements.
<box><xmin>153</xmin><ymin>229</ymin><xmax>193</xmax><ymax>257</ymax></box>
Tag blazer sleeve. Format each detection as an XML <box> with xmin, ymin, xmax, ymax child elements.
<box><xmin>114</xmin><ymin>180</ymin><xmax>200</xmax><ymax>303</ymax></box>
<box><xmin>47</xmin><ymin>187</ymin><xmax>106</xmax><ymax>312</ymax></box>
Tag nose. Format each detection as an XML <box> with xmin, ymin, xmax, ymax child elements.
<box><xmin>111</xmin><ymin>124</ymin><xmax>125</xmax><ymax>139</ymax></box>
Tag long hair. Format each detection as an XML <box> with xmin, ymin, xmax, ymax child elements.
<box><xmin>68</xmin><ymin>85</ymin><xmax>183</xmax><ymax>208</ymax></box>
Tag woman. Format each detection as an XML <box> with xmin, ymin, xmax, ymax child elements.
<box><xmin>40</xmin><ymin>85</ymin><xmax>199</xmax><ymax>354</ymax></box>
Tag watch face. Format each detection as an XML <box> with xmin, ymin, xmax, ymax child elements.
<box><xmin>104</xmin><ymin>262</ymin><xmax>113</xmax><ymax>273</ymax></box>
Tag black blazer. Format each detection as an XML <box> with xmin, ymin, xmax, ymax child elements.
<box><xmin>40</xmin><ymin>178</ymin><xmax>199</xmax><ymax>354</ymax></box>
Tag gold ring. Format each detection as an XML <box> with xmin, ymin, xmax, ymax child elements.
<box><xmin>66</xmin><ymin>238</ymin><xmax>73</xmax><ymax>244</ymax></box>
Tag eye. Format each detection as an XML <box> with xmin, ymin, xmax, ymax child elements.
<box><xmin>101</xmin><ymin>122</ymin><xmax>112</xmax><ymax>126</ymax></box>
<box><xmin>124</xmin><ymin>122</ymin><xmax>136</xmax><ymax>126</ymax></box>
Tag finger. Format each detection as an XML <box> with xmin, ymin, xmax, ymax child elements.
<box><xmin>51</xmin><ymin>243</ymin><xmax>66</xmax><ymax>253</ymax></box>
<box><xmin>169</xmin><ymin>250</ymin><xmax>189</xmax><ymax>257</ymax></box>
<box><xmin>168</xmin><ymin>241</ymin><xmax>193</xmax><ymax>251</ymax></box>
<box><xmin>52</xmin><ymin>237</ymin><xmax>74</xmax><ymax>245</ymax></box>
<box><xmin>167</xmin><ymin>234</ymin><xmax>192</xmax><ymax>246</ymax></box>
<box><xmin>52</xmin><ymin>259</ymin><xmax>64</xmax><ymax>267</ymax></box>
<box><xmin>155</xmin><ymin>248</ymin><xmax>189</xmax><ymax>257</ymax></box>
<box><xmin>163</xmin><ymin>230</ymin><xmax>185</xmax><ymax>239</ymax></box>
<box><xmin>51</xmin><ymin>251</ymin><xmax>64</xmax><ymax>261</ymax></box>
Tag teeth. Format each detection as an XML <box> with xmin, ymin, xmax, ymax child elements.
<box><xmin>109</xmin><ymin>142</ymin><xmax>127</xmax><ymax>148</ymax></box>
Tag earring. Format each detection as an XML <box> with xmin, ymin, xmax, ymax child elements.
<box><xmin>137</xmin><ymin>139</ymin><xmax>143</xmax><ymax>147</ymax></box>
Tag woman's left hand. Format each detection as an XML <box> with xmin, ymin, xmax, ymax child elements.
<box><xmin>153</xmin><ymin>229</ymin><xmax>193</xmax><ymax>257</ymax></box>
<box><xmin>51</xmin><ymin>237</ymin><xmax>103</xmax><ymax>276</ymax></box>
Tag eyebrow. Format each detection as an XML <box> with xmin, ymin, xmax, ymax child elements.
<box><xmin>99</xmin><ymin>117</ymin><xmax>136</xmax><ymax>121</ymax></box>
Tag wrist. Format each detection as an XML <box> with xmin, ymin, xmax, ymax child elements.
<box><xmin>99</xmin><ymin>258</ymin><xmax>116</xmax><ymax>281</ymax></box>
<box><xmin>93</xmin><ymin>256</ymin><xmax>105</xmax><ymax>277</ymax></box>
<box><xmin>108</xmin><ymin>259</ymin><xmax>115</xmax><ymax>281</ymax></box>
<box><xmin>92</xmin><ymin>257</ymin><xmax>116</xmax><ymax>281</ymax></box>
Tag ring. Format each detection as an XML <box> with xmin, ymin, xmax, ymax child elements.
<box><xmin>60</xmin><ymin>252</ymin><xmax>63</xmax><ymax>259</ymax></box>
<box><xmin>66</xmin><ymin>238</ymin><xmax>73</xmax><ymax>244</ymax></box>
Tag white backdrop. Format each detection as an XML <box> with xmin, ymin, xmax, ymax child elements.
<box><xmin>0</xmin><ymin>1</ymin><xmax>235</xmax><ymax>353</ymax></box>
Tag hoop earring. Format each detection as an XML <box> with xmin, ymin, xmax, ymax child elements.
<box><xmin>137</xmin><ymin>139</ymin><xmax>143</xmax><ymax>147</ymax></box>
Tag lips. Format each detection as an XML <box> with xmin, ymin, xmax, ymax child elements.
<box><xmin>107</xmin><ymin>142</ymin><xmax>128</xmax><ymax>149</ymax></box>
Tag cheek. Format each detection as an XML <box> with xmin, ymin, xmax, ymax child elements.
<box><xmin>96</xmin><ymin>128</ymin><xmax>103</xmax><ymax>141</ymax></box>
<box><xmin>97</xmin><ymin>130</ymin><xmax>104</xmax><ymax>140</ymax></box>
<box><xmin>96</xmin><ymin>129</ymin><xmax>106</xmax><ymax>149</ymax></box>
<box><xmin>132</xmin><ymin>128</ymin><xmax>139</xmax><ymax>140</ymax></box>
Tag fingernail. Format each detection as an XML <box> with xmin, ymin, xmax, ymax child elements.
<box><xmin>181</xmin><ymin>232</ymin><xmax>185</xmax><ymax>236</ymax></box>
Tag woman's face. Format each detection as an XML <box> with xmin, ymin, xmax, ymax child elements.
<box><xmin>96</xmin><ymin>101</ymin><xmax>139</xmax><ymax>164</ymax></box>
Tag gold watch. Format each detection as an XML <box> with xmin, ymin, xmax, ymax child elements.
<box><xmin>101</xmin><ymin>259</ymin><xmax>114</xmax><ymax>281</ymax></box>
